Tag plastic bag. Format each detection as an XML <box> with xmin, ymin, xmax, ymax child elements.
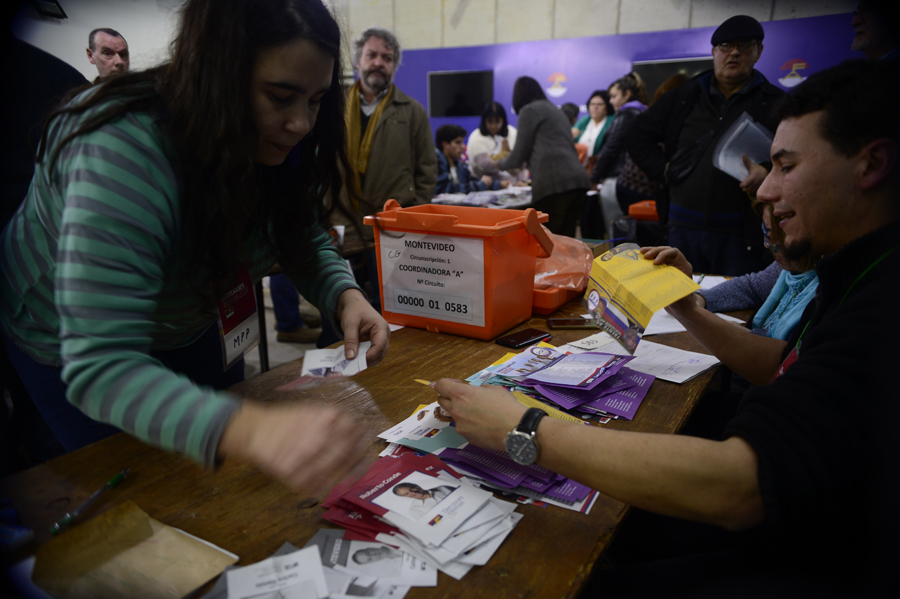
<box><xmin>534</xmin><ymin>227</ymin><xmax>593</xmax><ymax>290</ymax></box>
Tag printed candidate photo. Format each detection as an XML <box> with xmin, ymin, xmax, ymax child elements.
<box><xmin>371</xmin><ymin>472</ymin><xmax>460</xmax><ymax>521</ymax></box>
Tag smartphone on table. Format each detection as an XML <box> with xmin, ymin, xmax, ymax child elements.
<box><xmin>495</xmin><ymin>328</ymin><xmax>551</xmax><ymax>349</ymax></box>
<box><xmin>547</xmin><ymin>318</ymin><xmax>601</xmax><ymax>330</ymax></box>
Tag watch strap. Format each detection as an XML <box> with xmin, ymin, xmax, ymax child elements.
<box><xmin>516</xmin><ymin>407</ymin><xmax>547</xmax><ymax>435</ymax></box>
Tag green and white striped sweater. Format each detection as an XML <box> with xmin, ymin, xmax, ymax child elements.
<box><xmin>0</xmin><ymin>98</ymin><xmax>359</xmax><ymax>467</ymax></box>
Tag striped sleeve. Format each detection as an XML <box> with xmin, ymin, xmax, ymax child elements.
<box><xmin>54</xmin><ymin>115</ymin><xmax>239</xmax><ymax>467</ymax></box>
<box><xmin>280</xmin><ymin>227</ymin><xmax>360</xmax><ymax>325</ymax></box>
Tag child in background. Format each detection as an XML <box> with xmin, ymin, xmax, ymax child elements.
<box><xmin>435</xmin><ymin>124</ymin><xmax>508</xmax><ymax>194</ymax></box>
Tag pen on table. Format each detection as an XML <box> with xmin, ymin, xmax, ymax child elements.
<box><xmin>414</xmin><ymin>379</ymin><xmax>436</xmax><ymax>388</ymax></box>
<box><xmin>51</xmin><ymin>468</ymin><xmax>131</xmax><ymax>535</ymax></box>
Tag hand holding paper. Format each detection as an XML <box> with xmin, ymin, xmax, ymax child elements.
<box><xmin>434</xmin><ymin>379</ymin><xmax>527</xmax><ymax>452</ymax></box>
<box><xmin>337</xmin><ymin>288</ymin><xmax>390</xmax><ymax>365</ymax></box>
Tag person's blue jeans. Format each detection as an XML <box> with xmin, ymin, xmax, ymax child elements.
<box><xmin>3</xmin><ymin>323</ymin><xmax>245</xmax><ymax>453</ymax></box>
<box><xmin>269</xmin><ymin>273</ymin><xmax>305</xmax><ymax>333</ymax></box>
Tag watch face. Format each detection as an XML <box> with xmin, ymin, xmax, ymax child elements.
<box><xmin>506</xmin><ymin>432</ymin><xmax>538</xmax><ymax>465</ymax></box>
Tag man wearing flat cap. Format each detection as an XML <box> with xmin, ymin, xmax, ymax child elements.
<box><xmin>628</xmin><ymin>15</ymin><xmax>785</xmax><ymax>276</ymax></box>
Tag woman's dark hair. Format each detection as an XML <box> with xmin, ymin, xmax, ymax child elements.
<box><xmin>610</xmin><ymin>72</ymin><xmax>648</xmax><ymax>105</ymax></box>
<box><xmin>586</xmin><ymin>90</ymin><xmax>612</xmax><ymax>116</ymax></box>
<box><xmin>37</xmin><ymin>0</ymin><xmax>354</xmax><ymax>302</ymax></box>
<box><xmin>435</xmin><ymin>124</ymin><xmax>468</xmax><ymax>150</ymax></box>
<box><xmin>478</xmin><ymin>102</ymin><xmax>509</xmax><ymax>137</ymax></box>
<box><xmin>651</xmin><ymin>73</ymin><xmax>689</xmax><ymax>105</ymax></box>
<box><xmin>560</xmin><ymin>103</ymin><xmax>579</xmax><ymax>125</ymax></box>
<box><xmin>511</xmin><ymin>76</ymin><xmax>547</xmax><ymax>114</ymax></box>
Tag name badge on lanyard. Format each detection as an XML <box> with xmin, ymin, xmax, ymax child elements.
<box><xmin>216</xmin><ymin>268</ymin><xmax>260</xmax><ymax>370</ymax></box>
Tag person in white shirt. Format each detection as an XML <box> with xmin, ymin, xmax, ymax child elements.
<box><xmin>467</xmin><ymin>101</ymin><xmax>517</xmax><ymax>161</ymax></box>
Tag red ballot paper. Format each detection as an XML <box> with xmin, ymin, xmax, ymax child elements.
<box><xmin>340</xmin><ymin>454</ymin><xmax>490</xmax><ymax>547</ymax></box>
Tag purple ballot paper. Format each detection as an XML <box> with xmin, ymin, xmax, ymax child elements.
<box><xmin>518</xmin><ymin>353</ymin><xmax>634</xmax><ymax>390</ymax></box>
<box><xmin>543</xmin><ymin>478</ymin><xmax>592</xmax><ymax>503</ymax></box>
<box><xmin>534</xmin><ymin>374</ymin><xmax>637</xmax><ymax>410</ymax></box>
<box><xmin>583</xmin><ymin>368</ymin><xmax>655</xmax><ymax>420</ymax></box>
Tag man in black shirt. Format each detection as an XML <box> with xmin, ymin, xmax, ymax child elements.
<box><xmin>435</xmin><ymin>60</ymin><xmax>900</xmax><ymax>595</ymax></box>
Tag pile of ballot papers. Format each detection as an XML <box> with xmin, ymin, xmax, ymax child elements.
<box><xmin>320</xmin><ymin>452</ymin><xmax>522</xmax><ymax>581</ymax></box>
<box><xmin>468</xmin><ymin>343</ymin><xmax>657</xmax><ymax>421</ymax></box>
<box><xmin>379</xmin><ymin>403</ymin><xmax>599</xmax><ymax>514</ymax></box>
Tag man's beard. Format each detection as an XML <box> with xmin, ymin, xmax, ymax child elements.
<box><xmin>783</xmin><ymin>237</ymin><xmax>813</xmax><ymax>263</ymax></box>
<box><xmin>362</xmin><ymin>68</ymin><xmax>392</xmax><ymax>93</ymax></box>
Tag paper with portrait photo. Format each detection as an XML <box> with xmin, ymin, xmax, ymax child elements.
<box><xmin>343</xmin><ymin>458</ymin><xmax>490</xmax><ymax>547</ymax></box>
<box><xmin>378</xmin><ymin>402</ymin><xmax>454</xmax><ymax>443</ymax></box>
<box><xmin>300</xmin><ymin>341</ymin><xmax>371</xmax><ymax>377</ymax></box>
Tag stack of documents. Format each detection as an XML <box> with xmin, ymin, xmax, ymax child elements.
<box><xmin>320</xmin><ymin>452</ymin><xmax>522</xmax><ymax>580</ymax></box>
<box><xmin>467</xmin><ymin>343</ymin><xmax>656</xmax><ymax>422</ymax></box>
<box><xmin>378</xmin><ymin>402</ymin><xmax>599</xmax><ymax>514</ymax></box>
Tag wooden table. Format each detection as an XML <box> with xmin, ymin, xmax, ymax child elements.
<box><xmin>1</xmin><ymin>302</ymin><xmax>733</xmax><ymax>598</ymax></box>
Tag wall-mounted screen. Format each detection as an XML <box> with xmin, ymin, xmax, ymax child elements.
<box><xmin>632</xmin><ymin>57</ymin><xmax>713</xmax><ymax>100</ymax></box>
<box><xmin>428</xmin><ymin>70</ymin><xmax>494</xmax><ymax>118</ymax></box>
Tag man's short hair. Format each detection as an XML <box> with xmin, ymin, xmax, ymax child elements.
<box><xmin>88</xmin><ymin>28</ymin><xmax>126</xmax><ymax>51</ymax></box>
<box><xmin>435</xmin><ymin>124</ymin><xmax>467</xmax><ymax>150</ymax></box>
<box><xmin>353</xmin><ymin>27</ymin><xmax>401</xmax><ymax>68</ymax></box>
<box><xmin>774</xmin><ymin>59</ymin><xmax>899</xmax><ymax>157</ymax></box>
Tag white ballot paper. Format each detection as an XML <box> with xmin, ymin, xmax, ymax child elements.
<box><xmin>713</xmin><ymin>112</ymin><xmax>774</xmax><ymax>181</ymax></box>
<box><xmin>378</xmin><ymin>403</ymin><xmax>454</xmax><ymax>443</ymax></box>
<box><xmin>568</xmin><ymin>336</ymin><xmax>720</xmax><ymax>384</ymax></box>
<box><xmin>300</xmin><ymin>341</ymin><xmax>371</xmax><ymax>377</ymax></box>
<box><xmin>226</xmin><ymin>546</ymin><xmax>327</xmax><ymax>599</ymax></box>
<box><xmin>644</xmin><ymin>310</ymin><xmax>745</xmax><ymax>336</ymax></box>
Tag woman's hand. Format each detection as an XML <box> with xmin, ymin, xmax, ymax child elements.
<box><xmin>336</xmin><ymin>288</ymin><xmax>390</xmax><ymax>365</ymax></box>
<box><xmin>481</xmin><ymin>175</ymin><xmax>494</xmax><ymax>188</ymax></box>
<box><xmin>640</xmin><ymin>246</ymin><xmax>705</xmax><ymax>315</ymax></box>
<box><xmin>434</xmin><ymin>379</ymin><xmax>526</xmax><ymax>452</ymax></box>
<box><xmin>640</xmin><ymin>245</ymin><xmax>694</xmax><ymax>278</ymax></box>
<box><xmin>218</xmin><ymin>402</ymin><xmax>370</xmax><ymax>495</ymax></box>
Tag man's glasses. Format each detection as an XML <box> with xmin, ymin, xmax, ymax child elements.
<box><xmin>716</xmin><ymin>40</ymin><xmax>758</xmax><ymax>52</ymax></box>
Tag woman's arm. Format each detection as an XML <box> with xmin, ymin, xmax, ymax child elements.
<box><xmin>641</xmin><ymin>247</ymin><xmax>786</xmax><ymax>384</ymax></box>
<box><xmin>497</xmin><ymin>105</ymin><xmax>537</xmax><ymax>171</ymax></box>
<box><xmin>53</xmin><ymin>118</ymin><xmax>369</xmax><ymax>492</ymax></box>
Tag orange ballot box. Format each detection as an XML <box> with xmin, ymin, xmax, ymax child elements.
<box><xmin>364</xmin><ymin>200</ymin><xmax>553</xmax><ymax>340</ymax></box>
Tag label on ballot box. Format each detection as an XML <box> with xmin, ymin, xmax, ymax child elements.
<box><xmin>378</xmin><ymin>232</ymin><xmax>485</xmax><ymax>327</ymax></box>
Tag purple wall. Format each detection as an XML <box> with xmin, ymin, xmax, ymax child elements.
<box><xmin>391</xmin><ymin>12</ymin><xmax>861</xmax><ymax>140</ymax></box>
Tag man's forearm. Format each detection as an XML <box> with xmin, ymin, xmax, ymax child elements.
<box><xmin>536</xmin><ymin>419</ymin><xmax>764</xmax><ymax>530</ymax></box>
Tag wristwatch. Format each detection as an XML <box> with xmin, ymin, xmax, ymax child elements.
<box><xmin>505</xmin><ymin>408</ymin><xmax>548</xmax><ymax>465</ymax></box>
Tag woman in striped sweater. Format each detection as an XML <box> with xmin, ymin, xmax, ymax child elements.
<box><xmin>0</xmin><ymin>0</ymin><xmax>387</xmax><ymax>492</ymax></box>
